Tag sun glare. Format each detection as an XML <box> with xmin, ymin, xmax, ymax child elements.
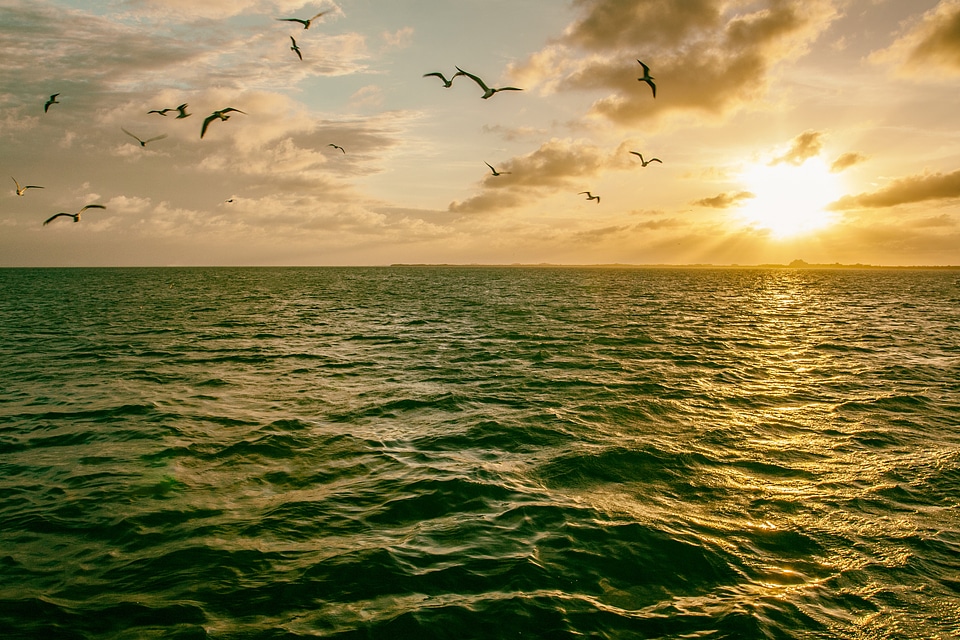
<box><xmin>736</xmin><ymin>158</ymin><xmax>844</xmax><ymax>238</ymax></box>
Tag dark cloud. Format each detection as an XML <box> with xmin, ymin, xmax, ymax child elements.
<box><xmin>511</xmin><ymin>0</ymin><xmax>838</xmax><ymax>126</ymax></box>
<box><xmin>693</xmin><ymin>191</ymin><xmax>755</xmax><ymax>208</ymax></box>
<box><xmin>448</xmin><ymin>139</ymin><xmax>608</xmax><ymax>214</ymax></box>
<box><xmin>828</xmin><ymin>169</ymin><xmax>960</xmax><ymax>210</ymax></box>
<box><xmin>873</xmin><ymin>0</ymin><xmax>960</xmax><ymax>74</ymax></box>
<box><xmin>769</xmin><ymin>130</ymin><xmax>823</xmax><ymax>166</ymax></box>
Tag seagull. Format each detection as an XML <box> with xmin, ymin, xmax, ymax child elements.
<box><xmin>454</xmin><ymin>66</ymin><xmax>522</xmax><ymax>99</ymax></box>
<box><xmin>201</xmin><ymin>107</ymin><xmax>245</xmax><ymax>139</ymax></box>
<box><xmin>579</xmin><ymin>191</ymin><xmax>600</xmax><ymax>204</ymax></box>
<box><xmin>485</xmin><ymin>162</ymin><xmax>510</xmax><ymax>176</ymax></box>
<box><xmin>44</xmin><ymin>93</ymin><xmax>60</xmax><ymax>112</ymax></box>
<box><xmin>629</xmin><ymin>151</ymin><xmax>662</xmax><ymax>167</ymax></box>
<box><xmin>175</xmin><ymin>103</ymin><xmax>191</xmax><ymax>118</ymax></box>
<box><xmin>423</xmin><ymin>71</ymin><xmax>456</xmax><ymax>88</ymax></box>
<box><xmin>42</xmin><ymin>204</ymin><xmax>106</xmax><ymax>225</ymax></box>
<box><xmin>328</xmin><ymin>143</ymin><xmax>345</xmax><ymax>153</ymax></box>
<box><xmin>637</xmin><ymin>60</ymin><xmax>656</xmax><ymax>98</ymax></box>
<box><xmin>290</xmin><ymin>36</ymin><xmax>303</xmax><ymax>60</ymax></box>
<box><xmin>12</xmin><ymin>177</ymin><xmax>44</xmax><ymax>196</ymax></box>
<box><xmin>276</xmin><ymin>10</ymin><xmax>329</xmax><ymax>29</ymax></box>
<box><xmin>122</xmin><ymin>127</ymin><xmax>168</xmax><ymax>147</ymax></box>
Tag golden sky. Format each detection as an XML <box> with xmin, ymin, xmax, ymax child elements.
<box><xmin>2</xmin><ymin>0</ymin><xmax>959</xmax><ymax>266</ymax></box>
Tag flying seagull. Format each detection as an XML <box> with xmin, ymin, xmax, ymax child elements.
<box><xmin>44</xmin><ymin>93</ymin><xmax>60</xmax><ymax>112</ymax></box>
<box><xmin>629</xmin><ymin>151</ymin><xmax>662</xmax><ymax>167</ymax></box>
<box><xmin>43</xmin><ymin>204</ymin><xmax>106</xmax><ymax>225</ymax></box>
<box><xmin>149</xmin><ymin>103</ymin><xmax>191</xmax><ymax>118</ymax></box>
<box><xmin>201</xmin><ymin>107</ymin><xmax>245</xmax><ymax>139</ymax></box>
<box><xmin>12</xmin><ymin>177</ymin><xmax>44</xmax><ymax>196</ymax></box>
<box><xmin>122</xmin><ymin>127</ymin><xmax>168</xmax><ymax>147</ymax></box>
<box><xmin>423</xmin><ymin>71</ymin><xmax>456</xmax><ymax>88</ymax></box>
<box><xmin>579</xmin><ymin>191</ymin><xmax>600</xmax><ymax>204</ymax></box>
<box><xmin>637</xmin><ymin>60</ymin><xmax>656</xmax><ymax>98</ymax></box>
<box><xmin>454</xmin><ymin>66</ymin><xmax>522</xmax><ymax>99</ymax></box>
<box><xmin>276</xmin><ymin>10</ymin><xmax>328</xmax><ymax>29</ymax></box>
<box><xmin>290</xmin><ymin>36</ymin><xmax>303</xmax><ymax>60</ymax></box>
<box><xmin>485</xmin><ymin>162</ymin><xmax>511</xmax><ymax>176</ymax></box>
<box><xmin>328</xmin><ymin>143</ymin><xmax>345</xmax><ymax>153</ymax></box>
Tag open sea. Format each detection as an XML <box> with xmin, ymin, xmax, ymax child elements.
<box><xmin>1</xmin><ymin>266</ymin><xmax>959</xmax><ymax>639</ymax></box>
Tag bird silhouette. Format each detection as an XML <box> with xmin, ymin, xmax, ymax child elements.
<box><xmin>201</xmin><ymin>108</ymin><xmax>245</xmax><ymax>138</ymax></box>
<box><xmin>579</xmin><ymin>191</ymin><xmax>600</xmax><ymax>204</ymax></box>
<box><xmin>454</xmin><ymin>67</ymin><xmax>522</xmax><ymax>99</ymax></box>
<box><xmin>122</xmin><ymin>127</ymin><xmax>168</xmax><ymax>147</ymax></box>
<box><xmin>637</xmin><ymin>60</ymin><xmax>656</xmax><ymax>98</ymax></box>
<box><xmin>276</xmin><ymin>10</ymin><xmax>328</xmax><ymax>29</ymax></box>
<box><xmin>485</xmin><ymin>162</ymin><xmax>511</xmax><ymax>176</ymax></box>
<box><xmin>629</xmin><ymin>151</ymin><xmax>662</xmax><ymax>167</ymax></box>
<box><xmin>12</xmin><ymin>177</ymin><xmax>44</xmax><ymax>196</ymax></box>
<box><xmin>148</xmin><ymin>107</ymin><xmax>174</xmax><ymax>116</ymax></box>
<box><xmin>423</xmin><ymin>71</ymin><xmax>457</xmax><ymax>88</ymax></box>
<box><xmin>175</xmin><ymin>103</ymin><xmax>191</xmax><ymax>118</ymax></box>
<box><xmin>43</xmin><ymin>204</ymin><xmax>106</xmax><ymax>225</ymax></box>
<box><xmin>328</xmin><ymin>143</ymin><xmax>345</xmax><ymax>153</ymax></box>
<box><xmin>290</xmin><ymin>36</ymin><xmax>303</xmax><ymax>60</ymax></box>
<box><xmin>44</xmin><ymin>93</ymin><xmax>60</xmax><ymax>112</ymax></box>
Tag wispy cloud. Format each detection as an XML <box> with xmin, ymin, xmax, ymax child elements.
<box><xmin>692</xmin><ymin>190</ymin><xmax>755</xmax><ymax>208</ymax></box>
<box><xmin>830</xmin><ymin>151</ymin><xmax>868</xmax><ymax>172</ymax></box>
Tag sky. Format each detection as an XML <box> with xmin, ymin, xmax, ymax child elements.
<box><xmin>1</xmin><ymin>0</ymin><xmax>959</xmax><ymax>267</ymax></box>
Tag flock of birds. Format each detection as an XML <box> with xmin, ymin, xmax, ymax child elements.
<box><xmin>18</xmin><ymin>7</ymin><xmax>663</xmax><ymax>226</ymax></box>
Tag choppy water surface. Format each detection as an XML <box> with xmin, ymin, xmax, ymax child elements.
<box><xmin>1</xmin><ymin>266</ymin><xmax>959</xmax><ymax>639</ymax></box>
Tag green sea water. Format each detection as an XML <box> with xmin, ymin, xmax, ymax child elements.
<box><xmin>1</xmin><ymin>266</ymin><xmax>958</xmax><ymax>638</ymax></box>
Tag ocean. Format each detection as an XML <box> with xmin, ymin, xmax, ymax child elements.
<box><xmin>1</xmin><ymin>266</ymin><xmax>958</xmax><ymax>639</ymax></box>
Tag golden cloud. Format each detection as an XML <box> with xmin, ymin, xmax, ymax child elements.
<box><xmin>871</xmin><ymin>0</ymin><xmax>960</xmax><ymax>75</ymax></box>
<box><xmin>692</xmin><ymin>190</ymin><xmax>755</xmax><ymax>208</ymax></box>
<box><xmin>828</xmin><ymin>169</ymin><xmax>960</xmax><ymax>210</ymax></box>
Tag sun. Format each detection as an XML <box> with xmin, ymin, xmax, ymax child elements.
<box><xmin>736</xmin><ymin>158</ymin><xmax>844</xmax><ymax>238</ymax></box>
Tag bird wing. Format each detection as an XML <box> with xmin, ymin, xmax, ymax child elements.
<box><xmin>200</xmin><ymin>114</ymin><xmax>216</xmax><ymax>138</ymax></box>
<box><xmin>277</xmin><ymin>18</ymin><xmax>308</xmax><ymax>26</ymax></box>
<box><xmin>147</xmin><ymin>109</ymin><xmax>169</xmax><ymax>115</ymax></box>
<box><xmin>455</xmin><ymin>67</ymin><xmax>489</xmax><ymax>92</ymax></box>
<box><xmin>649</xmin><ymin>157</ymin><xmax>662</xmax><ymax>163</ymax></box>
<box><xmin>221</xmin><ymin>108</ymin><xmax>245</xmax><ymax>115</ymax></box>
<box><xmin>649</xmin><ymin>80</ymin><xmax>656</xmax><ymax>98</ymax></box>
<box><xmin>637</xmin><ymin>60</ymin><xmax>650</xmax><ymax>75</ymax></box>
<box><xmin>11</xmin><ymin>177</ymin><xmax>19</xmax><ymax>189</ymax></box>
<box><xmin>43</xmin><ymin>212</ymin><xmax>72</xmax><ymax>225</ymax></box>
<box><xmin>79</xmin><ymin>204</ymin><xmax>106</xmax><ymax>212</ymax></box>
<box><xmin>629</xmin><ymin>151</ymin><xmax>642</xmax><ymax>157</ymax></box>
<box><xmin>496</xmin><ymin>87</ymin><xmax>522</xmax><ymax>92</ymax></box>
<box><xmin>423</xmin><ymin>72</ymin><xmax>447</xmax><ymax>81</ymax></box>
<box><xmin>25</xmin><ymin>185</ymin><xmax>44</xmax><ymax>190</ymax></box>
<box><xmin>485</xmin><ymin>162</ymin><xmax>495</xmax><ymax>172</ymax></box>
<box><xmin>121</xmin><ymin>127</ymin><xmax>143</xmax><ymax>143</ymax></box>
<box><xmin>145</xmin><ymin>134</ymin><xmax>168</xmax><ymax>144</ymax></box>
<box><xmin>309</xmin><ymin>11</ymin><xmax>328</xmax><ymax>21</ymax></box>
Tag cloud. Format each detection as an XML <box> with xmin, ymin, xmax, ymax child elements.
<box><xmin>870</xmin><ymin>0</ymin><xmax>960</xmax><ymax>75</ymax></box>
<box><xmin>692</xmin><ymin>191</ymin><xmax>755</xmax><ymax>208</ymax></box>
<box><xmin>769</xmin><ymin>130</ymin><xmax>823</xmax><ymax>166</ymax></box>
<box><xmin>447</xmin><ymin>138</ymin><xmax>609</xmax><ymax>214</ymax></box>
<box><xmin>830</xmin><ymin>152</ymin><xmax>868</xmax><ymax>172</ymax></box>
<box><xmin>510</xmin><ymin>0</ymin><xmax>839</xmax><ymax>126</ymax></box>
<box><xmin>828</xmin><ymin>169</ymin><xmax>960</xmax><ymax>210</ymax></box>
<box><xmin>381</xmin><ymin>26</ymin><xmax>414</xmax><ymax>50</ymax></box>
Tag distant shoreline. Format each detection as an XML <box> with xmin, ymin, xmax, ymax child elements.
<box><xmin>3</xmin><ymin>263</ymin><xmax>959</xmax><ymax>270</ymax></box>
<box><xmin>390</xmin><ymin>262</ymin><xmax>960</xmax><ymax>270</ymax></box>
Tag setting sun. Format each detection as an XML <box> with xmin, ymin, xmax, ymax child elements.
<box><xmin>736</xmin><ymin>158</ymin><xmax>844</xmax><ymax>239</ymax></box>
